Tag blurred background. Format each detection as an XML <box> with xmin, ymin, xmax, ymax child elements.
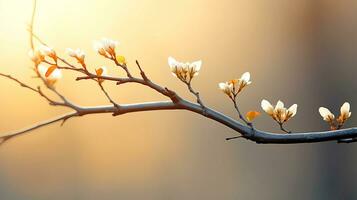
<box><xmin>0</xmin><ymin>0</ymin><xmax>357</xmax><ymax>199</ymax></box>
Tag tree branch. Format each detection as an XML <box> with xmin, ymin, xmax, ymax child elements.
<box><xmin>1</xmin><ymin>0</ymin><xmax>357</xmax><ymax>146</ymax></box>
<box><xmin>1</xmin><ymin>100</ymin><xmax>357</xmax><ymax>144</ymax></box>
<box><xmin>0</xmin><ymin>112</ymin><xmax>78</xmax><ymax>146</ymax></box>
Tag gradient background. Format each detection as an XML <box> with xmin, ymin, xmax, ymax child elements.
<box><xmin>0</xmin><ymin>0</ymin><xmax>357</xmax><ymax>199</ymax></box>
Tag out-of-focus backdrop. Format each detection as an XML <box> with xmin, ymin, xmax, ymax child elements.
<box><xmin>0</xmin><ymin>0</ymin><xmax>357</xmax><ymax>199</ymax></box>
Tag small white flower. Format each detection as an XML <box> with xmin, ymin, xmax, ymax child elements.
<box><xmin>93</xmin><ymin>41</ymin><xmax>106</xmax><ymax>56</ymax></box>
<box><xmin>337</xmin><ymin>102</ymin><xmax>352</xmax><ymax>125</ymax></box>
<box><xmin>168</xmin><ymin>56</ymin><xmax>202</xmax><ymax>83</ymax></box>
<box><xmin>218</xmin><ymin>72</ymin><xmax>252</xmax><ymax>98</ymax></box>
<box><xmin>319</xmin><ymin>107</ymin><xmax>335</xmax><ymax>122</ymax></box>
<box><xmin>319</xmin><ymin>102</ymin><xmax>351</xmax><ymax>129</ymax></box>
<box><xmin>233</xmin><ymin>72</ymin><xmax>252</xmax><ymax>92</ymax></box>
<box><xmin>261</xmin><ymin>99</ymin><xmax>298</xmax><ymax>123</ymax></box>
<box><xmin>39</xmin><ymin>45</ymin><xmax>57</xmax><ymax>60</ymax></box>
<box><xmin>66</xmin><ymin>48</ymin><xmax>85</xmax><ymax>63</ymax></box>
<box><xmin>340</xmin><ymin>102</ymin><xmax>351</xmax><ymax>119</ymax></box>
<box><xmin>240</xmin><ymin>72</ymin><xmax>252</xmax><ymax>85</ymax></box>
<box><xmin>101</xmin><ymin>38</ymin><xmax>118</xmax><ymax>52</ymax></box>
<box><xmin>93</xmin><ymin>38</ymin><xmax>118</xmax><ymax>58</ymax></box>
<box><xmin>218</xmin><ymin>82</ymin><xmax>234</xmax><ymax>97</ymax></box>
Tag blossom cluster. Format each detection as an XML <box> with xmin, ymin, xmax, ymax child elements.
<box><xmin>93</xmin><ymin>38</ymin><xmax>118</xmax><ymax>59</ymax></box>
<box><xmin>168</xmin><ymin>57</ymin><xmax>202</xmax><ymax>84</ymax></box>
<box><xmin>261</xmin><ymin>100</ymin><xmax>297</xmax><ymax>124</ymax></box>
<box><xmin>319</xmin><ymin>102</ymin><xmax>352</xmax><ymax>130</ymax></box>
<box><xmin>66</xmin><ymin>48</ymin><xmax>86</xmax><ymax>68</ymax></box>
<box><xmin>28</xmin><ymin>38</ymin><xmax>124</xmax><ymax>86</ymax></box>
<box><xmin>218</xmin><ymin>72</ymin><xmax>251</xmax><ymax>98</ymax></box>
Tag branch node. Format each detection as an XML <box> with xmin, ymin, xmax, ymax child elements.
<box><xmin>165</xmin><ymin>87</ymin><xmax>181</xmax><ymax>103</ymax></box>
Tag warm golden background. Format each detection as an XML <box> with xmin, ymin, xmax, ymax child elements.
<box><xmin>1</xmin><ymin>0</ymin><xmax>357</xmax><ymax>199</ymax></box>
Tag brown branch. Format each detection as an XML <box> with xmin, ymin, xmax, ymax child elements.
<box><xmin>112</xmin><ymin>57</ymin><xmax>132</xmax><ymax>78</ymax></box>
<box><xmin>0</xmin><ymin>73</ymin><xmax>68</xmax><ymax>107</ymax></box>
<box><xmin>1</xmin><ymin>100</ymin><xmax>357</xmax><ymax>145</ymax></box>
<box><xmin>135</xmin><ymin>60</ymin><xmax>148</xmax><ymax>81</ymax></box>
<box><xmin>0</xmin><ymin>73</ymin><xmax>38</xmax><ymax>93</ymax></box>
<box><xmin>0</xmin><ymin>112</ymin><xmax>78</xmax><ymax>146</ymax></box>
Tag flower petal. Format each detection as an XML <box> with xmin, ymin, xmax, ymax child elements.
<box><xmin>261</xmin><ymin>99</ymin><xmax>274</xmax><ymax>115</ymax></box>
<box><xmin>276</xmin><ymin>100</ymin><xmax>284</xmax><ymax>110</ymax></box>
<box><xmin>168</xmin><ymin>56</ymin><xmax>178</xmax><ymax>67</ymax></box>
<box><xmin>340</xmin><ymin>102</ymin><xmax>350</xmax><ymax>116</ymax></box>
<box><xmin>241</xmin><ymin>72</ymin><xmax>250</xmax><ymax>82</ymax></box>
<box><xmin>218</xmin><ymin>82</ymin><xmax>227</xmax><ymax>90</ymax></box>
<box><xmin>319</xmin><ymin>107</ymin><xmax>334</xmax><ymax>121</ymax></box>
<box><xmin>191</xmin><ymin>60</ymin><xmax>202</xmax><ymax>72</ymax></box>
<box><xmin>288</xmin><ymin>104</ymin><xmax>298</xmax><ymax>117</ymax></box>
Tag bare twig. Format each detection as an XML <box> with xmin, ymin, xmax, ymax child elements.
<box><xmin>135</xmin><ymin>60</ymin><xmax>148</xmax><ymax>81</ymax></box>
<box><xmin>279</xmin><ymin>123</ymin><xmax>292</xmax><ymax>134</ymax></box>
<box><xmin>0</xmin><ymin>112</ymin><xmax>78</xmax><ymax>146</ymax></box>
<box><xmin>112</xmin><ymin>57</ymin><xmax>132</xmax><ymax>78</ymax></box>
<box><xmin>230</xmin><ymin>96</ymin><xmax>251</xmax><ymax>127</ymax></box>
<box><xmin>226</xmin><ymin>136</ymin><xmax>244</xmax><ymax>141</ymax></box>
<box><xmin>0</xmin><ymin>73</ymin><xmax>67</xmax><ymax>107</ymax></box>
<box><xmin>98</xmin><ymin>82</ymin><xmax>121</xmax><ymax>112</ymax></box>
<box><xmin>184</xmin><ymin>80</ymin><xmax>206</xmax><ymax>115</ymax></box>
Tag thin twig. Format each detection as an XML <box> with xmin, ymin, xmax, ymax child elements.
<box><xmin>230</xmin><ymin>96</ymin><xmax>251</xmax><ymax>127</ymax></box>
<box><xmin>112</xmin><ymin>57</ymin><xmax>132</xmax><ymax>78</ymax></box>
<box><xmin>279</xmin><ymin>123</ymin><xmax>291</xmax><ymax>134</ymax></box>
<box><xmin>0</xmin><ymin>112</ymin><xmax>78</xmax><ymax>146</ymax></box>
<box><xmin>185</xmin><ymin>80</ymin><xmax>206</xmax><ymax>114</ymax></box>
<box><xmin>226</xmin><ymin>136</ymin><xmax>244</xmax><ymax>141</ymax></box>
<box><xmin>0</xmin><ymin>73</ymin><xmax>67</xmax><ymax>107</ymax></box>
<box><xmin>98</xmin><ymin>82</ymin><xmax>121</xmax><ymax>111</ymax></box>
<box><xmin>135</xmin><ymin>60</ymin><xmax>148</xmax><ymax>81</ymax></box>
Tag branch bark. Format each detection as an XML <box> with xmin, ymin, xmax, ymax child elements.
<box><xmin>1</xmin><ymin>99</ymin><xmax>357</xmax><ymax>145</ymax></box>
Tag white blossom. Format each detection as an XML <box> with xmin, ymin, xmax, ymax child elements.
<box><xmin>318</xmin><ymin>107</ymin><xmax>335</xmax><ymax>122</ymax></box>
<box><xmin>218</xmin><ymin>82</ymin><xmax>234</xmax><ymax>97</ymax></box>
<box><xmin>38</xmin><ymin>45</ymin><xmax>56</xmax><ymax>60</ymax></box>
<box><xmin>261</xmin><ymin>99</ymin><xmax>297</xmax><ymax>123</ymax></box>
<box><xmin>93</xmin><ymin>38</ymin><xmax>118</xmax><ymax>58</ymax></box>
<box><xmin>168</xmin><ymin>56</ymin><xmax>202</xmax><ymax>83</ymax></box>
